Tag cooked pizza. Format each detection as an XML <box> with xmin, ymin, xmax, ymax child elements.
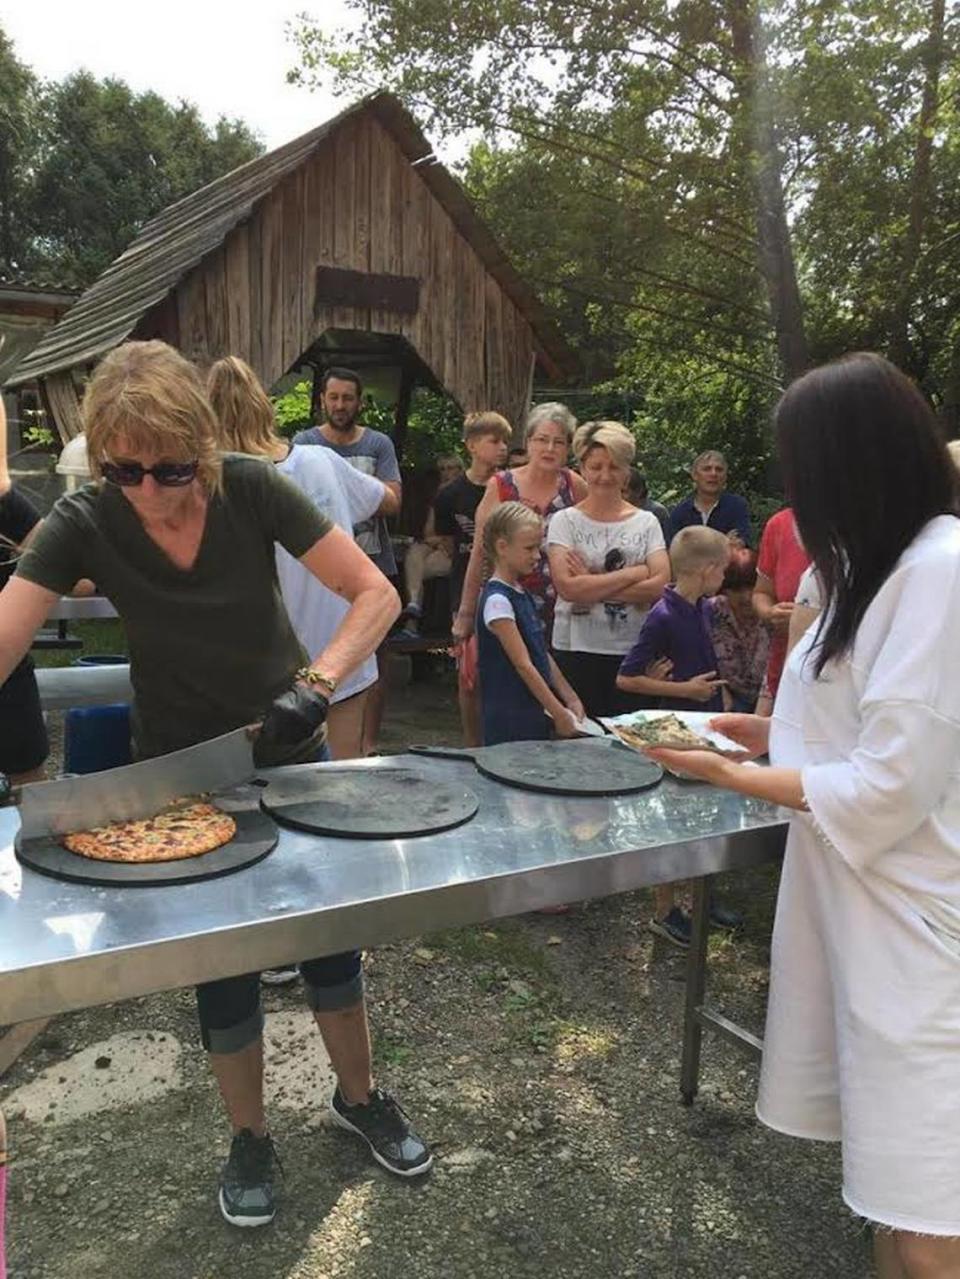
<box><xmin>612</xmin><ymin>714</ymin><xmax>717</xmax><ymax>753</ymax></box>
<box><xmin>62</xmin><ymin>800</ymin><xmax>236</xmax><ymax>863</ymax></box>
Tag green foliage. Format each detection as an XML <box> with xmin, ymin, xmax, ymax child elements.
<box><xmin>291</xmin><ymin>0</ymin><xmax>960</xmax><ymax>498</ymax></box>
<box><xmin>21</xmin><ymin>419</ymin><xmax>56</xmax><ymax>451</ymax></box>
<box><xmin>387</xmin><ymin>388</ymin><xmax>464</xmax><ymax>469</ymax></box>
<box><xmin>272</xmin><ymin>380</ymin><xmax>314</xmax><ymax>434</ymax></box>
<box><xmin>273</xmin><ymin>379</ymin><xmax>464</xmax><ymax>466</ymax></box>
<box><xmin>0</xmin><ymin>29</ymin><xmax>38</xmax><ymax>275</ymax></box>
<box><xmin>0</xmin><ymin>30</ymin><xmax>264</xmax><ymax>288</ymax></box>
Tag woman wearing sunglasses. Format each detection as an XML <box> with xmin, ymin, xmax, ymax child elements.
<box><xmin>0</xmin><ymin>340</ymin><xmax>432</xmax><ymax>1228</ymax></box>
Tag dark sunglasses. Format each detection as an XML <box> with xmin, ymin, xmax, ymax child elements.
<box><xmin>101</xmin><ymin>460</ymin><xmax>199</xmax><ymax>488</ymax></box>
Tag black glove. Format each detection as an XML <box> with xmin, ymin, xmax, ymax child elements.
<box><xmin>255</xmin><ymin>684</ymin><xmax>329</xmax><ymax>767</ymax></box>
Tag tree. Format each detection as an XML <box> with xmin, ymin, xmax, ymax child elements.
<box><xmin>291</xmin><ymin>1</ymin><xmax>959</xmax><ymax>434</ymax></box>
<box><xmin>290</xmin><ymin>0</ymin><xmax>809</xmax><ymax>384</ymax></box>
<box><xmin>21</xmin><ymin>72</ymin><xmax>263</xmax><ymax>287</ymax></box>
<box><xmin>0</xmin><ymin>30</ymin><xmax>38</xmax><ymax>276</ymax></box>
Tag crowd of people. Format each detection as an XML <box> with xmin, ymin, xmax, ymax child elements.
<box><xmin>2</xmin><ymin>344</ymin><xmax>960</xmax><ymax>1276</ymax></box>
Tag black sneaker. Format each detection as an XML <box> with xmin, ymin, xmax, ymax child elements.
<box><xmin>648</xmin><ymin>907</ymin><xmax>691</xmax><ymax>949</ymax></box>
<box><xmin>709</xmin><ymin>900</ymin><xmax>744</xmax><ymax>931</ymax></box>
<box><xmin>218</xmin><ymin>1128</ymin><xmax>282</xmax><ymax>1228</ymax></box>
<box><xmin>329</xmin><ymin>1086</ymin><xmax>432</xmax><ymax>1177</ymax></box>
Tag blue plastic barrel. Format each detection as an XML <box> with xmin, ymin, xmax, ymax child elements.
<box><xmin>63</xmin><ymin>656</ymin><xmax>132</xmax><ymax>774</ymax></box>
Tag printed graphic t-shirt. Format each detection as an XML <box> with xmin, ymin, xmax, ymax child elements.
<box><xmin>433</xmin><ymin>473</ymin><xmax>486</xmax><ymax>614</ymax></box>
<box><xmin>547</xmin><ymin>507</ymin><xmax>665</xmax><ymax>655</ymax></box>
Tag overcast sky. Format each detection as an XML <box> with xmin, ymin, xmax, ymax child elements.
<box><xmin>0</xmin><ymin>1</ymin><xmax>352</xmax><ymax>150</ymax></box>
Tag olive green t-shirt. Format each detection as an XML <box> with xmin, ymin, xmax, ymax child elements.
<box><xmin>17</xmin><ymin>454</ymin><xmax>332</xmax><ymax>758</ymax></box>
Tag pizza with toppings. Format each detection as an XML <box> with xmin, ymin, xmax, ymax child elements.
<box><xmin>62</xmin><ymin>800</ymin><xmax>236</xmax><ymax>863</ymax></box>
<box><xmin>612</xmin><ymin>714</ymin><xmax>718</xmax><ymax>753</ymax></box>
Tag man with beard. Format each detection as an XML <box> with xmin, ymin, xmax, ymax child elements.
<box><xmin>295</xmin><ymin>367</ymin><xmax>402</xmax><ymax>754</ymax></box>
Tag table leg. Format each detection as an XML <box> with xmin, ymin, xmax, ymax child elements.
<box><xmin>0</xmin><ymin>1019</ymin><xmax>49</xmax><ymax>1078</ymax></box>
<box><xmin>680</xmin><ymin>875</ymin><xmax>711</xmax><ymax>1105</ymax></box>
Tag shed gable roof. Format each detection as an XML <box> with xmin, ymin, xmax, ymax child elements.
<box><xmin>9</xmin><ymin>92</ymin><xmax>574</xmax><ymax>386</ymax></box>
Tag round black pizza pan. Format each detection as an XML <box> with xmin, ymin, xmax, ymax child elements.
<box><xmin>259</xmin><ymin>766</ymin><xmax>479</xmax><ymax>838</ymax></box>
<box><xmin>15</xmin><ymin>807</ymin><xmax>279</xmax><ymax>887</ymax></box>
<box><xmin>410</xmin><ymin>738</ymin><xmax>663</xmax><ymax>797</ymax></box>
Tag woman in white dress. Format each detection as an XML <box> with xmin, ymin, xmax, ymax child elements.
<box><xmin>645</xmin><ymin>353</ymin><xmax>960</xmax><ymax>1278</ymax></box>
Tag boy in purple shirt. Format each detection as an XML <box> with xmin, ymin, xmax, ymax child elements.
<box><xmin>616</xmin><ymin>525</ymin><xmax>731</xmax><ymax>947</ymax></box>
<box><xmin>616</xmin><ymin>525</ymin><xmax>729</xmax><ymax>712</ymax></box>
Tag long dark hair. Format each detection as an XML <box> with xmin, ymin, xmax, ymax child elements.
<box><xmin>776</xmin><ymin>352</ymin><xmax>958</xmax><ymax>675</ymax></box>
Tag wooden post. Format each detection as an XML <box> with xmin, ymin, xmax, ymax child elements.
<box><xmin>393</xmin><ymin>361</ymin><xmax>415</xmax><ymax>462</ymax></box>
<box><xmin>310</xmin><ymin>365</ymin><xmax>324</xmax><ymax>424</ymax></box>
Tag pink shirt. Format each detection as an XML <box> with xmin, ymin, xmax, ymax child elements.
<box><xmin>757</xmin><ymin>508</ymin><xmax>811</xmax><ymax>696</ymax></box>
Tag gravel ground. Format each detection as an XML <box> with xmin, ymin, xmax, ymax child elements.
<box><xmin>3</xmin><ymin>653</ymin><xmax>871</xmax><ymax>1278</ymax></box>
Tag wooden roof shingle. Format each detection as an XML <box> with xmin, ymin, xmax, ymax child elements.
<box><xmin>9</xmin><ymin>92</ymin><xmax>575</xmax><ymax>386</ymax></box>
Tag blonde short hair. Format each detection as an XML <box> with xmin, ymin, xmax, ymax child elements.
<box><xmin>573</xmin><ymin>420</ymin><xmax>636</xmax><ymax>470</ymax></box>
<box><xmin>207</xmin><ymin>356</ymin><xmax>278</xmax><ymax>459</ymax></box>
<box><xmin>669</xmin><ymin>525</ymin><xmax>730</xmax><ymax>575</ymax></box>
<box><xmin>464</xmin><ymin>411</ymin><xmax>512</xmax><ymax>444</ymax></box>
<box><xmin>483</xmin><ymin>500</ymin><xmax>542</xmax><ymax>559</ymax></box>
<box><xmin>84</xmin><ymin>341</ymin><xmax>223</xmax><ymax>493</ymax></box>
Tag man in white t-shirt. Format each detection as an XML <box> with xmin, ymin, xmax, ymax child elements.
<box><xmin>276</xmin><ymin>444</ymin><xmax>397</xmax><ymax>758</ymax></box>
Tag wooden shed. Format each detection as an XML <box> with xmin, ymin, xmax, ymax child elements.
<box><xmin>8</xmin><ymin>92</ymin><xmax>575</xmax><ymax>449</ymax></box>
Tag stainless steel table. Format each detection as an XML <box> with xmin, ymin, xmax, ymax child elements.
<box><xmin>0</xmin><ymin>756</ymin><xmax>787</xmax><ymax>1096</ymax></box>
<box><xmin>44</xmin><ymin>595</ymin><xmax>118</xmax><ymax>622</ymax></box>
<box><xmin>35</xmin><ymin>663</ymin><xmax>132</xmax><ymax>711</ymax></box>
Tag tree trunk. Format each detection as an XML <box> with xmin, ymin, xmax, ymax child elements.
<box><xmin>889</xmin><ymin>0</ymin><xmax>946</xmax><ymax>372</ymax></box>
<box><xmin>725</xmin><ymin>0</ymin><xmax>809</xmax><ymax>384</ymax></box>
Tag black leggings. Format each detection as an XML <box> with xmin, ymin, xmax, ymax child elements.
<box><xmin>195</xmin><ymin>951</ymin><xmax>363</xmax><ymax>1053</ymax></box>
<box><xmin>552</xmin><ymin>649</ymin><xmax>656</xmax><ymax>719</ymax></box>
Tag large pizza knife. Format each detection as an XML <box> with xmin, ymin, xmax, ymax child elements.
<box><xmin>3</xmin><ymin>724</ymin><xmax>257</xmax><ymax>841</ymax></box>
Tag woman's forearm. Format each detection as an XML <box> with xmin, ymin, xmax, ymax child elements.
<box><xmin>553</xmin><ymin>564</ymin><xmax>649</xmax><ymax>604</ymax></box>
<box><xmin>716</xmin><ymin>759</ymin><xmax>806</xmax><ymax>810</ymax></box>
<box><xmin>752</xmin><ymin>587</ymin><xmax>776</xmax><ymax>621</ymax></box>
<box><xmin>618</xmin><ymin>570</ymin><xmax>670</xmax><ymax>605</ymax></box>
<box><xmin>456</xmin><ymin>538</ymin><xmax>487</xmax><ymax>624</ymax></box>
<box><xmin>310</xmin><ymin>583</ymin><xmax>399</xmax><ymax>683</ymax></box>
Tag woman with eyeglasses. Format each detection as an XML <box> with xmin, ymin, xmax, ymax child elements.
<box><xmin>453</xmin><ymin>402</ymin><xmax>586</xmax><ymax>647</ymax></box>
<box><xmin>0</xmin><ymin>340</ymin><xmax>433</xmax><ymax>1228</ymax></box>
<box><xmin>546</xmin><ymin>421</ymin><xmax>670</xmax><ymax>719</ymax></box>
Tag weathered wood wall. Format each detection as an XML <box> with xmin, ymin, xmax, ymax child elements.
<box><xmin>134</xmin><ymin>114</ymin><xmax>536</xmax><ymax>435</ymax></box>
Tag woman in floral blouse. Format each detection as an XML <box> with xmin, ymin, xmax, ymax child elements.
<box><xmin>709</xmin><ymin>549</ymin><xmax>769</xmax><ymax>712</ymax></box>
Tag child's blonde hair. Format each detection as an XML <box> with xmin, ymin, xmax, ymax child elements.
<box><xmin>669</xmin><ymin>525</ymin><xmax>730</xmax><ymax>575</ymax></box>
<box><xmin>84</xmin><ymin>341</ymin><xmax>223</xmax><ymax>493</ymax></box>
<box><xmin>483</xmin><ymin>500</ymin><xmax>542</xmax><ymax>559</ymax></box>
<box><xmin>464</xmin><ymin>410</ymin><xmax>512</xmax><ymax>444</ymax></box>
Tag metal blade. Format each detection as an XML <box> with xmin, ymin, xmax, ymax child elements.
<box><xmin>19</xmin><ymin>726</ymin><xmax>257</xmax><ymax>840</ymax></box>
